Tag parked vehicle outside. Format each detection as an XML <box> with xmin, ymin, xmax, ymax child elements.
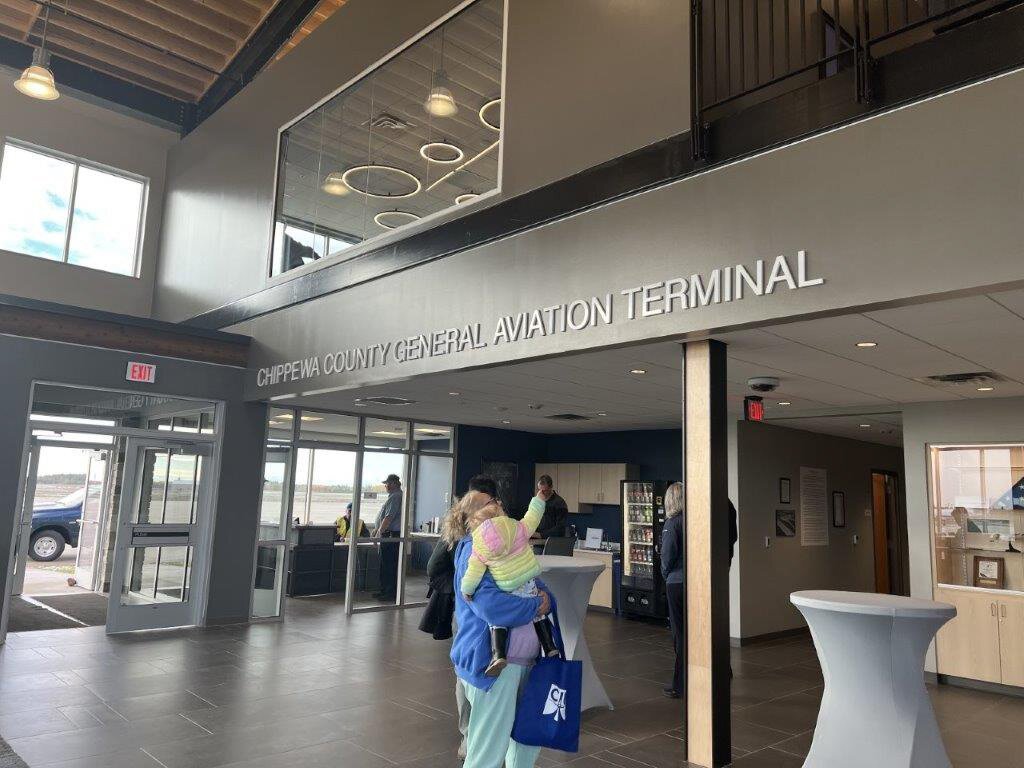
<box><xmin>30</xmin><ymin>489</ymin><xmax>82</xmax><ymax>561</ymax></box>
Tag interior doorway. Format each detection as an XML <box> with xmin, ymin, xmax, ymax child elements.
<box><xmin>872</xmin><ymin>469</ymin><xmax>909</xmax><ymax>595</ymax></box>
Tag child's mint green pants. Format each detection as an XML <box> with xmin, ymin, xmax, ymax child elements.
<box><xmin>462</xmin><ymin>663</ymin><xmax>541</xmax><ymax>768</ymax></box>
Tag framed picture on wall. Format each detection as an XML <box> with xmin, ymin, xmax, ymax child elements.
<box><xmin>780</xmin><ymin>477</ymin><xmax>791</xmax><ymax>504</ymax></box>
<box><xmin>832</xmin><ymin>491</ymin><xmax>846</xmax><ymax>528</ymax></box>
<box><xmin>973</xmin><ymin>556</ymin><xmax>1005</xmax><ymax>589</ymax></box>
<box><xmin>775</xmin><ymin>509</ymin><xmax>796</xmax><ymax>537</ymax></box>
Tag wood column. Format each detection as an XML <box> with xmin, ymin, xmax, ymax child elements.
<box><xmin>683</xmin><ymin>339</ymin><xmax>731</xmax><ymax>767</ymax></box>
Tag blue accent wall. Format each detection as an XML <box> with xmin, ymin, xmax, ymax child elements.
<box><xmin>456</xmin><ymin>426</ymin><xmax>681</xmax><ymax>543</ymax></box>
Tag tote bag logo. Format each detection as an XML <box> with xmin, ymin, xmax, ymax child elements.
<box><xmin>542</xmin><ymin>684</ymin><xmax>567</xmax><ymax>722</ymax></box>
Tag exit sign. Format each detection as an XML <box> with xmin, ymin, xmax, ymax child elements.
<box><xmin>744</xmin><ymin>395</ymin><xmax>764</xmax><ymax>422</ymax></box>
<box><xmin>126</xmin><ymin>361</ymin><xmax>156</xmax><ymax>384</ymax></box>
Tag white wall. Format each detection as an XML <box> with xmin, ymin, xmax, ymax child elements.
<box><xmin>735</xmin><ymin>420</ymin><xmax>904</xmax><ymax>640</ymax></box>
<box><xmin>0</xmin><ymin>80</ymin><xmax>177</xmax><ymax>317</ymax></box>
<box><xmin>153</xmin><ymin>0</ymin><xmax>690</xmax><ymax>321</ymax></box>
<box><xmin>903</xmin><ymin>397</ymin><xmax>1024</xmax><ymax>672</ymax></box>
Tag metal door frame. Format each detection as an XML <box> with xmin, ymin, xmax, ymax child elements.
<box><xmin>105</xmin><ymin>436</ymin><xmax>216</xmax><ymax>633</ymax></box>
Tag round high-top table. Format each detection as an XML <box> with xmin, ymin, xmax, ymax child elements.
<box><xmin>537</xmin><ymin>555</ymin><xmax>613</xmax><ymax>711</ymax></box>
<box><xmin>791</xmin><ymin>591</ymin><xmax>956</xmax><ymax>768</ymax></box>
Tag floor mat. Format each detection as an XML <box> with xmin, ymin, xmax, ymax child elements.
<box><xmin>5</xmin><ymin>597</ymin><xmax>81</xmax><ymax>632</ymax></box>
<box><xmin>33</xmin><ymin>592</ymin><xmax>107</xmax><ymax>627</ymax></box>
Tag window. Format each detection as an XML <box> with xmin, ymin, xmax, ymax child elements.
<box><xmin>270</xmin><ymin>0</ymin><xmax>506</xmax><ymax>276</ymax></box>
<box><xmin>0</xmin><ymin>141</ymin><xmax>147</xmax><ymax>276</ymax></box>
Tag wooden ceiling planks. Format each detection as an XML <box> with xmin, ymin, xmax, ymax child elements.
<box><xmin>0</xmin><ymin>0</ymin><xmax>328</xmax><ymax>102</ymax></box>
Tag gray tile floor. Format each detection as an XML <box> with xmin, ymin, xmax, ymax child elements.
<box><xmin>0</xmin><ymin>595</ymin><xmax>1019</xmax><ymax>767</ymax></box>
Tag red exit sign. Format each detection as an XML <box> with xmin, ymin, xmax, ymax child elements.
<box><xmin>744</xmin><ymin>395</ymin><xmax>764</xmax><ymax>422</ymax></box>
<box><xmin>126</xmin><ymin>361</ymin><xmax>156</xmax><ymax>384</ymax></box>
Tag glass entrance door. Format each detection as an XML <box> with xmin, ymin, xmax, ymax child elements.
<box><xmin>106</xmin><ymin>438</ymin><xmax>214</xmax><ymax>633</ymax></box>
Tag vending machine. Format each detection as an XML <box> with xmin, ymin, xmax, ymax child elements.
<box><xmin>619</xmin><ymin>480</ymin><xmax>675</xmax><ymax>619</ymax></box>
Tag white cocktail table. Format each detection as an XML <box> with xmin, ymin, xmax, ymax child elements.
<box><xmin>791</xmin><ymin>590</ymin><xmax>956</xmax><ymax>768</ymax></box>
<box><xmin>538</xmin><ymin>555</ymin><xmax>613</xmax><ymax>711</ymax></box>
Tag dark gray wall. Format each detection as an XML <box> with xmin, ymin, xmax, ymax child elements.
<box><xmin>153</xmin><ymin>0</ymin><xmax>689</xmax><ymax>321</ymax></box>
<box><xmin>0</xmin><ymin>81</ymin><xmax>177</xmax><ymax>317</ymax></box>
<box><xmin>0</xmin><ymin>335</ymin><xmax>264</xmax><ymax>629</ymax></box>
<box><xmin>736</xmin><ymin>420</ymin><xmax>904</xmax><ymax>639</ymax></box>
<box><xmin>235</xmin><ymin>68</ymin><xmax>1024</xmax><ymax>401</ymax></box>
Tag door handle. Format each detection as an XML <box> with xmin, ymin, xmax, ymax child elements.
<box><xmin>1001</xmin><ymin>604</ymin><xmax>1007</xmax><ymax>618</ymax></box>
<box><xmin>991</xmin><ymin>602</ymin><xmax>997</xmax><ymax>617</ymax></box>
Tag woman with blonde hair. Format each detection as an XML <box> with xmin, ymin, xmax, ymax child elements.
<box><xmin>446</xmin><ymin>489</ymin><xmax>558</xmax><ymax>768</ymax></box>
<box><xmin>660</xmin><ymin>481</ymin><xmax>686</xmax><ymax>699</ymax></box>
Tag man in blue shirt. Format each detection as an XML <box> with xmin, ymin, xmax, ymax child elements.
<box><xmin>374</xmin><ymin>474</ymin><xmax>403</xmax><ymax>600</ymax></box>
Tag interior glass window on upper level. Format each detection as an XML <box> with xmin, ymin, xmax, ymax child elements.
<box><xmin>270</xmin><ymin>0</ymin><xmax>505</xmax><ymax>277</ymax></box>
<box><xmin>0</xmin><ymin>140</ymin><xmax>147</xmax><ymax>277</ymax></box>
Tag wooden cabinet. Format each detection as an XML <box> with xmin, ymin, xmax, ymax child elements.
<box><xmin>935</xmin><ymin>587</ymin><xmax>1002</xmax><ymax>683</ymax></box>
<box><xmin>935</xmin><ymin>587</ymin><xmax>1024</xmax><ymax>686</ymax></box>
<box><xmin>535</xmin><ymin>463</ymin><xmax>637</xmax><ymax>509</ymax></box>
<box><xmin>558</xmin><ymin>463</ymin><xmax>580</xmax><ymax>513</ymax></box>
<box><xmin>601</xmin><ymin>464</ymin><xmax>629</xmax><ymax>504</ymax></box>
<box><xmin>578</xmin><ymin>464</ymin><xmax>605</xmax><ymax>504</ymax></box>
<box><xmin>998</xmin><ymin>596</ymin><xmax>1024</xmax><ymax>687</ymax></box>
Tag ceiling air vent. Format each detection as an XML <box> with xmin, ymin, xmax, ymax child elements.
<box><xmin>354</xmin><ymin>396</ymin><xmax>417</xmax><ymax>406</ymax></box>
<box><xmin>916</xmin><ymin>372</ymin><xmax>1006</xmax><ymax>387</ymax></box>
<box><xmin>545</xmin><ymin>413</ymin><xmax>591</xmax><ymax>422</ymax></box>
<box><xmin>367</xmin><ymin>113</ymin><xmax>415</xmax><ymax>131</ymax></box>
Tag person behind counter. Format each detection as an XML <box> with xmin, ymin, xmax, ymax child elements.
<box><xmin>531</xmin><ymin>474</ymin><xmax>568</xmax><ymax>539</ymax></box>
<box><xmin>335</xmin><ymin>502</ymin><xmax>368</xmax><ymax>541</ymax></box>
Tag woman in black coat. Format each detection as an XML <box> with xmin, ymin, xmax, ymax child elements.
<box><xmin>660</xmin><ymin>481</ymin><xmax>686</xmax><ymax>698</ymax></box>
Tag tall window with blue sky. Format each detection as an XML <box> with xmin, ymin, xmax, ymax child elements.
<box><xmin>0</xmin><ymin>141</ymin><xmax>146</xmax><ymax>277</ymax></box>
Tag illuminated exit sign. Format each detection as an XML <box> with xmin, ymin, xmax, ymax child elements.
<box><xmin>126</xmin><ymin>361</ymin><xmax>156</xmax><ymax>384</ymax></box>
<box><xmin>744</xmin><ymin>395</ymin><xmax>764</xmax><ymax>422</ymax></box>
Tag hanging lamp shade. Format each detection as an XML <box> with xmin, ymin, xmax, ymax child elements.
<box><xmin>424</xmin><ymin>85</ymin><xmax>458</xmax><ymax>117</ymax></box>
<box><xmin>321</xmin><ymin>171</ymin><xmax>350</xmax><ymax>196</ymax></box>
<box><xmin>14</xmin><ymin>50</ymin><xmax>59</xmax><ymax>101</ymax></box>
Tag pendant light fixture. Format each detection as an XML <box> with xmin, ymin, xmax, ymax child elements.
<box><xmin>14</xmin><ymin>5</ymin><xmax>60</xmax><ymax>101</ymax></box>
<box><xmin>321</xmin><ymin>103</ymin><xmax>349</xmax><ymax>195</ymax></box>
<box><xmin>424</xmin><ymin>26</ymin><xmax>458</xmax><ymax>117</ymax></box>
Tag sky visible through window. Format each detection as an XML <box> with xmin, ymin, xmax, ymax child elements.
<box><xmin>0</xmin><ymin>143</ymin><xmax>145</xmax><ymax>276</ymax></box>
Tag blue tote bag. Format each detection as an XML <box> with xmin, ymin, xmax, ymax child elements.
<box><xmin>511</xmin><ymin>656</ymin><xmax>583</xmax><ymax>753</ymax></box>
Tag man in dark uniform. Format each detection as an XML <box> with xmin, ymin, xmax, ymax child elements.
<box><xmin>533</xmin><ymin>474</ymin><xmax>569</xmax><ymax>539</ymax></box>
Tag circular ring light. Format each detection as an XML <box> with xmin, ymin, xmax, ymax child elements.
<box><xmin>341</xmin><ymin>164</ymin><xmax>422</xmax><ymax>199</ymax></box>
<box><xmin>479</xmin><ymin>98</ymin><xmax>501</xmax><ymax>132</ymax></box>
<box><xmin>374</xmin><ymin>210</ymin><xmax>422</xmax><ymax>229</ymax></box>
<box><xmin>420</xmin><ymin>141</ymin><xmax>465</xmax><ymax>164</ymax></box>
<box><xmin>455</xmin><ymin>193</ymin><xmax>479</xmax><ymax>205</ymax></box>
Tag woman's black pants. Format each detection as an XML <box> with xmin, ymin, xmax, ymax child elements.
<box><xmin>666</xmin><ymin>581</ymin><xmax>686</xmax><ymax>694</ymax></box>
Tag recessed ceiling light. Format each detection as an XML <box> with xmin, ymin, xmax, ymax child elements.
<box><xmin>300</xmin><ymin>415</ymin><xmax>324</xmax><ymax>422</ymax></box>
<box><xmin>859</xmin><ymin>424</ymin><xmax>871</xmax><ymax>428</ymax></box>
<box><xmin>977</xmin><ymin>386</ymin><xmax>995</xmax><ymax>392</ymax></box>
<box><xmin>630</xmin><ymin>369</ymin><xmax>647</xmax><ymax>375</ymax></box>
<box><xmin>448</xmin><ymin>391</ymin><xmax>461</xmax><ymax>396</ymax></box>
<box><xmin>855</xmin><ymin>341</ymin><xmax>878</xmax><ymax>348</ymax></box>
<box><xmin>777</xmin><ymin>401</ymin><xmax>792</xmax><ymax>406</ymax></box>
<box><xmin>500</xmin><ymin>419</ymin><xmax>511</xmax><ymax>425</ymax></box>
<box><xmin>596</xmin><ymin>412</ymin><xmax>607</xmax><ymax>417</ymax></box>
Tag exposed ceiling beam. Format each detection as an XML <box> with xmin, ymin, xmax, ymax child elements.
<box><xmin>185</xmin><ymin>0</ymin><xmax>323</xmax><ymax>133</ymax></box>
<box><xmin>0</xmin><ymin>34</ymin><xmax>188</xmax><ymax>129</ymax></box>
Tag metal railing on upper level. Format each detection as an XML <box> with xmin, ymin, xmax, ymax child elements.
<box><xmin>690</xmin><ymin>0</ymin><xmax>1015</xmax><ymax>158</ymax></box>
